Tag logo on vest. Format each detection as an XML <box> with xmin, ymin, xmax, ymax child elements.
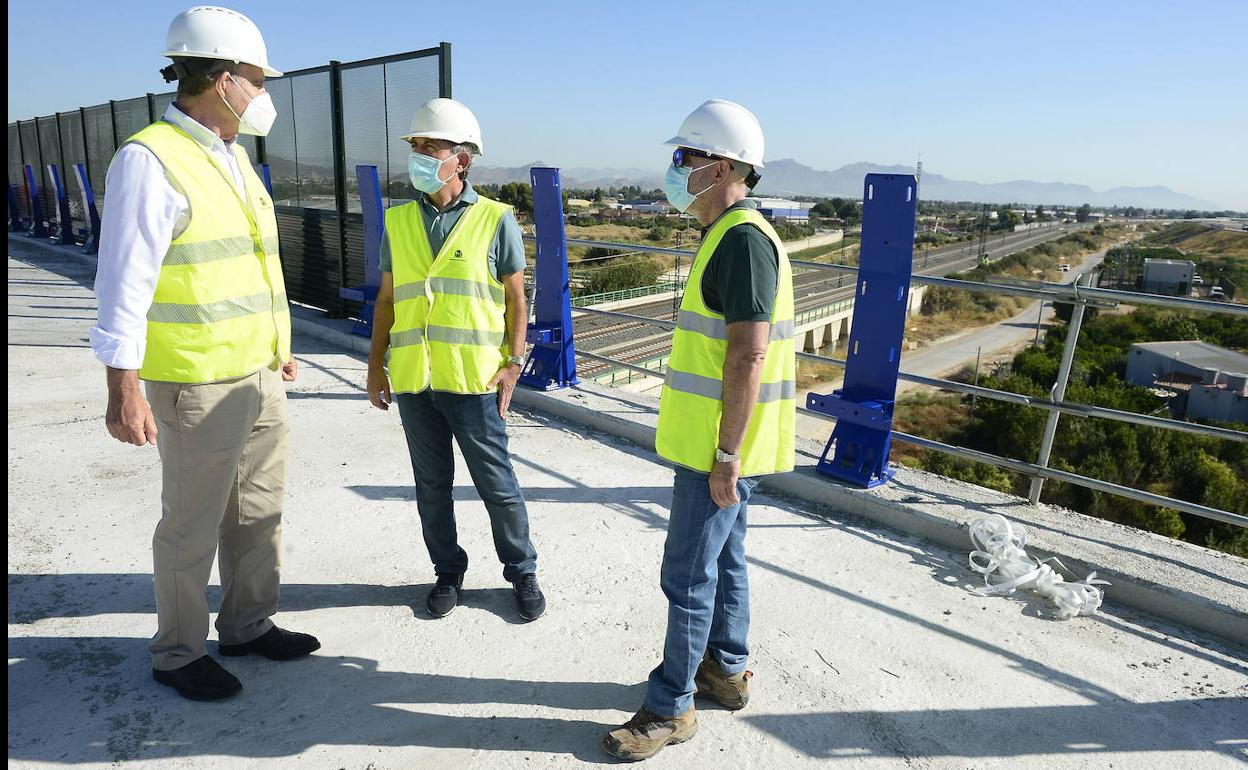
<box><xmin>451</xmin><ymin>249</ymin><xmax>464</xmax><ymax>261</ymax></box>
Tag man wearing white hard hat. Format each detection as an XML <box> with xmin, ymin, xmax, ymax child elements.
<box><xmin>366</xmin><ymin>98</ymin><xmax>545</xmax><ymax>623</ymax></box>
<box><xmin>604</xmin><ymin>100</ymin><xmax>795</xmax><ymax>760</ymax></box>
<box><xmin>90</xmin><ymin>6</ymin><xmax>318</xmax><ymax>702</ymax></box>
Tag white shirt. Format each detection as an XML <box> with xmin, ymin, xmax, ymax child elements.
<box><xmin>89</xmin><ymin>105</ymin><xmax>247</xmax><ymax>370</ymax></box>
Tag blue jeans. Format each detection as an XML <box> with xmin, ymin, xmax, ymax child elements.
<box><xmin>395</xmin><ymin>390</ymin><xmax>537</xmax><ymax>582</ymax></box>
<box><xmin>644</xmin><ymin>466</ymin><xmax>760</xmax><ymax>717</ymax></box>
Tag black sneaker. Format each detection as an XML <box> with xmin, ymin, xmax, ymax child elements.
<box><xmin>219</xmin><ymin>626</ymin><xmax>320</xmax><ymax>660</ymax></box>
<box><xmin>512</xmin><ymin>573</ymin><xmax>546</xmax><ymax>621</ymax></box>
<box><xmin>426</xmin><ymin>573</ymin><xmax>463</xmax><ymax>618</ymax></box>
<box><xmin>153</xmin><ymin>656</ymin><xmax>242</xmax><ymax>701</ymax></box>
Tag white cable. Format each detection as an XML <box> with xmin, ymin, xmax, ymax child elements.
<box><xmin>967</xmin><ymin>514</ymin><xmax>1109</xmax><ymax>619</ymax></box>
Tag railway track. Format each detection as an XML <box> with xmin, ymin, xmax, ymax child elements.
<box><xmin>571</xmin><ymin>224</ymin><xmax>1090</xmax><ymax>380</ymax></box>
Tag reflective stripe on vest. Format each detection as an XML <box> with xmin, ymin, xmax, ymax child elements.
<box><xmin>125</xmin><ymin>120</ymin><xmax>290</xmax><ymax>383</ymax></box>
<box><xmin>385</xmin><ymin>195</ymin><xmax>512</xmax><ymax>395</ymax></box>
<box><xmin>655</xmin><ymin>207</ymin><xmax>796</xmax><ymax>476</ymax></box>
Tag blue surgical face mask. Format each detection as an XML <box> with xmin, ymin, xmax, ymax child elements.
<box><xmin>408</xmin><ymin>151</ymin><xmax>456</xmax><ymax>194</ymax></box>
<box><xmin>663</xmin><ymin>160</ymin><xmax>718</xmax><ymax>213</ymax></box>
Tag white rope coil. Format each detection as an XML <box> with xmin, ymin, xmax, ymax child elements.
<box><xmin>968</xmin><ymin>514</ymin><xmax>1109</xmax><ymax>619</ymax></box>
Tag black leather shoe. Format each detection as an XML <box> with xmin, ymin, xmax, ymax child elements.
<box><xmin>513</xmin><ymin>573</ymin><xmax>546</xmax><ymax>621</ymax></box>
<box><xmin>219</xmin><ymin>626</ymin><xmax>320</xmax><ymax>660</ymax></box>
<box><xmin>153</xmin><ymin>656</ymin><xmax>242</xmax><ymax>701</ymax></box>
<box><xmin>427</xmin><ymin>573</ymin><xmax>463</xmax><ymax>618</ymax></box>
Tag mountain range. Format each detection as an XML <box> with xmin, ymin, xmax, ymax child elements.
<box><xmin>469</xmin><ymin>158</ymin><xmax>1220</xmax><ymax>210</ymax></box>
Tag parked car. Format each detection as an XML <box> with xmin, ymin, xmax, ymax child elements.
<box><xmin>1210</xmin><ymin>286</ymin><xmax>1226</xmax><ymax>299</ymax></box>
<box><xmin>1058</xmin><ymin>264</ymin><xmax>1070</xmax><ymax>272</ymax></box>
<box><xmin>1193</xmin><ymin>274</ymin><xmax>1204</xmax><ymax>284</ymax></box>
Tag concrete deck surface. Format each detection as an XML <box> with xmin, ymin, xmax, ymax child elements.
<box><xmin>8</xmin><ymin>240</ymin><xmax>1248</xmax><ymax>769</ymax></box>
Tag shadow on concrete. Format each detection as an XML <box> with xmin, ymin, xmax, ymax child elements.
<box><xmin>8</xmin><ymin>246</ymin><xmax>97</xmax><ymax>293</ymax></box>
<box><xmin>8</xmin><ymin>574</ymin><xmax>566</xmax><ymax>630</ymax></box>
<box><xmin>9</xmin><ymin>313</ymin><xmax>98</xmax><ymax>321</ymax></box>
<box><xmin>347</xmin><ymin>485</ymin><xmax>675</xmax><ymax>508</ymax></box>
<box><xmin>6</xmin><ymin>634</ymin><xmax>627</xmax><ymax>764</ymax></box>
<box><xmin>286</xmin><ymin>391</ymin><xmax>368</xmax><ymax>400</ymax></box>
<box><xmin>741</xmin><ymin>699</ymin><xmax>1248</xmax><ymax>761</ymax></box>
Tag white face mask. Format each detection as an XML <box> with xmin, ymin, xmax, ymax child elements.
<box><xmin>222</xmin><ymin>75</ymin><xmax>277</xmax><ymax>136</ymax></box>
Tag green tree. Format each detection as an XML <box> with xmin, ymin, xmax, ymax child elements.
<box><xmin>997</xmin><ymin>206</ymin><xmax>1021</xmax><ymax>230</ymax></box>
<box><xmin>811</xmin><ymin>200</ymin><xmax>836</xmax><ymax>218</ymax></box>
<box><xmin>581</xmin><ymin>256</ymin><xmax>666</xmax><ymax>295</ymax></box>
<box><xmin>1075</xmin><ymin>203</ymin><xmax>1092</xmax><ymax>223</ymax></box>
<box><xmin>496</xmin><ymin>182</ymin><xmax>533</xmax><ymax>215</ymax></box>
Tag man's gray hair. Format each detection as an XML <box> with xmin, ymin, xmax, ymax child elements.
<box><xmin>731</xmin><ymin>159</ymin><xmax>761</xmax><ymax>189</ymax></box>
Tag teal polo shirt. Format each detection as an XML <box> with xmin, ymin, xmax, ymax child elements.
<box><xmin>379</xmin><ymin>181</ymin><xmax>526</xmax><ymax>281</ymax></box>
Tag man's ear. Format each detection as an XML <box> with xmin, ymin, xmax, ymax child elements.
<box><xmin>213</xmin><ymin>69</ymin><xmax>233</xmax><ymax>98</ymax></box>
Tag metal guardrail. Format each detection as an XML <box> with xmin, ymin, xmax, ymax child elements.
<box><xmin>567</xmin><ymin>263</ymin><xmax>1248</xmax><ymax>529</ymax></box>
<box><xmin>570</xmin><ymin>282</ymin><xmax>683</xmax><ymax>307</ymax></box>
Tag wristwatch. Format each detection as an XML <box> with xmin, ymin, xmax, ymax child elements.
<box><xmin>715</xmin><ymin>448</ymin><xmax>740</xmax><ymax>463</ymax></box>
<box><xmin>507</xmin><ymin>355</ymin><xmax>525</xmax><ymax>368</ymax></box>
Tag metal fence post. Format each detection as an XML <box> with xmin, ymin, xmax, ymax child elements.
<box><xmin>438</xmin><ymin>42</ymin><xmax>452</xmax><ymax>98</ymax></box>
<box><xmin>806</xmin><ymin>173</ymin><xmax>917</xmax><ymax>487</ymax></box>
<box><xmin>23</xmin><ymin>164</ymin><xmax>48</xmax><ymax>238</ymax></box>
<box><xmin>1027</xmin><ymin>271</ymin><xmax>1091</xmax><ymax>504</ymax></box>
<box><xmin>78</xmin><ymin>107</ymin><xmax>92</xmax><ymax>191</ymax></box>
<box><xmin>72</xmin><ymin>163</ymin><xmax>101</xmax><ymax>254</ymax></box>
<box><xmin>108</xmin><ymin>100</ymin><xmax>120</xmax><ymax>147</ymax></box>
<box><xmin>146</xmin><ymin>93</ymin><xmax>157</xmax><ymax>123</ymax></box>
<box><xmin>26</xmin><ymin>121</ymin><xmax>44</xmax><ymax>216</ymax></box>
<box><xmin>328</xmin><ymin>60</ymin><xmax>350</xmax><ymax>315</ymax></box>
<box><xmin>520</xmin><ymin>166</ymin><xmax>579</xmax><ymax>390</ymax></box>
<box><xmin>13</xmin><ymin>119</ymin><xmax>28</xmax><ymax>224</ymax></box>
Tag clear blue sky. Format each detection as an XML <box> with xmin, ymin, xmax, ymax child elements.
<box><xmin>8</xmin><ymin>0</ymin><xmax>1248</xmax><ymax>209</ymax></box>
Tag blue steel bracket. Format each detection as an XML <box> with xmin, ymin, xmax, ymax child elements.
<box><xmin>256</xmin><ymin>163</ymin><xmax>274</xmax><ymax>196</ymax></box>
<box><xmin>23</xmin><ymin>164</ymin><xmax>48</xmax><ymax>239</ymax></box>
<box><xmin>339</xmin><ymin>165</ymin><xmax>384</xmax><ymax>337</ymax></box>
<box><xmin>8</xmin><ymin>183</ymin><xmax>23</xmax><ymax>232</ymax></box>
<box><xmin>519</xmin><ymin>167</ymin><xmax>579</xmax><ymax>390</ymax></box>
<box><xmin>72</xmin><ymin>164</ymin><xmax>101</xmax><ymax>254</ymax></box>
<box><xmin>47</xmin><ymin>164</ymin><xmax>74</xmax><ymax>245</ymax></box>
<box><xmin>807</xmin><ymin>173</ymin><xmax>917</xmax><ymax>488</ymax></box>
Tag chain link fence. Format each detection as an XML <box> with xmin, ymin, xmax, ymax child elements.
<box><xmin>8</xmin><ymin>43</ymin><xmax>450</xmax><ymax>315</ymax></box>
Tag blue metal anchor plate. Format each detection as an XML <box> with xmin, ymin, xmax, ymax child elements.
<box><xmin>807</xmin><ymin>173</ymin><xmax>917</xmax><ymax>488</ymax></box>
<box><xmin>519</xmin><ymin>167</ymin><xmax>579</xmax><ymax>390</ymax></box>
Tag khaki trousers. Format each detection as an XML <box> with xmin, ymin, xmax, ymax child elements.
<box><xmin>145</xmin><ymin>364</ymin><xmax>287</xmax><ymax>671</ymax></box>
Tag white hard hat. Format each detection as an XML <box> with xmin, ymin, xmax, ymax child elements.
<box><xmin>664</xmin><ymin>99</ymin><xmax>765</xmax><ymax>169</ymax></box>
<box><xmin>399</xmin><ymin>98</ymin><xmax>485</xmax><ymax>155</ymax></box>
<box><xmin>162</xmin><ymin>6</ymin><xmax>282</xmax><ymax>78</ymax></box>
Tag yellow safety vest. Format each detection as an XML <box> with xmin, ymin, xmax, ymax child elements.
<box><xmin>385</xmin><ymin>196</ymin><xmax>512</xmax><ymax>394</ymax></box>
<box><xmin>125</xmin><ymin>121</ymin><xmax>290</xmax><ymax>383</ymax></box>
<box><xmin>656</xmin><ymin>208</ymin><xmax>796</xmax><ymax>476</ymax></box>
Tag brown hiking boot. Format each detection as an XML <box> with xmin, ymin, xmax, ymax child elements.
<box><xmin>602</xmin><ymin>706</ymin><xmax>698</xmax><ymax>761</ymax></box>
<box><xmin>694</xmin><ymin>652</ymin><xmax>752</xmax><ymax>710</ymax></box>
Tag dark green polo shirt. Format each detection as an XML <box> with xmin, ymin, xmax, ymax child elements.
<box><xmin>700</xmin><ymin>200</ymin><xmax>779</xmax><ymax>323</ymax></box>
